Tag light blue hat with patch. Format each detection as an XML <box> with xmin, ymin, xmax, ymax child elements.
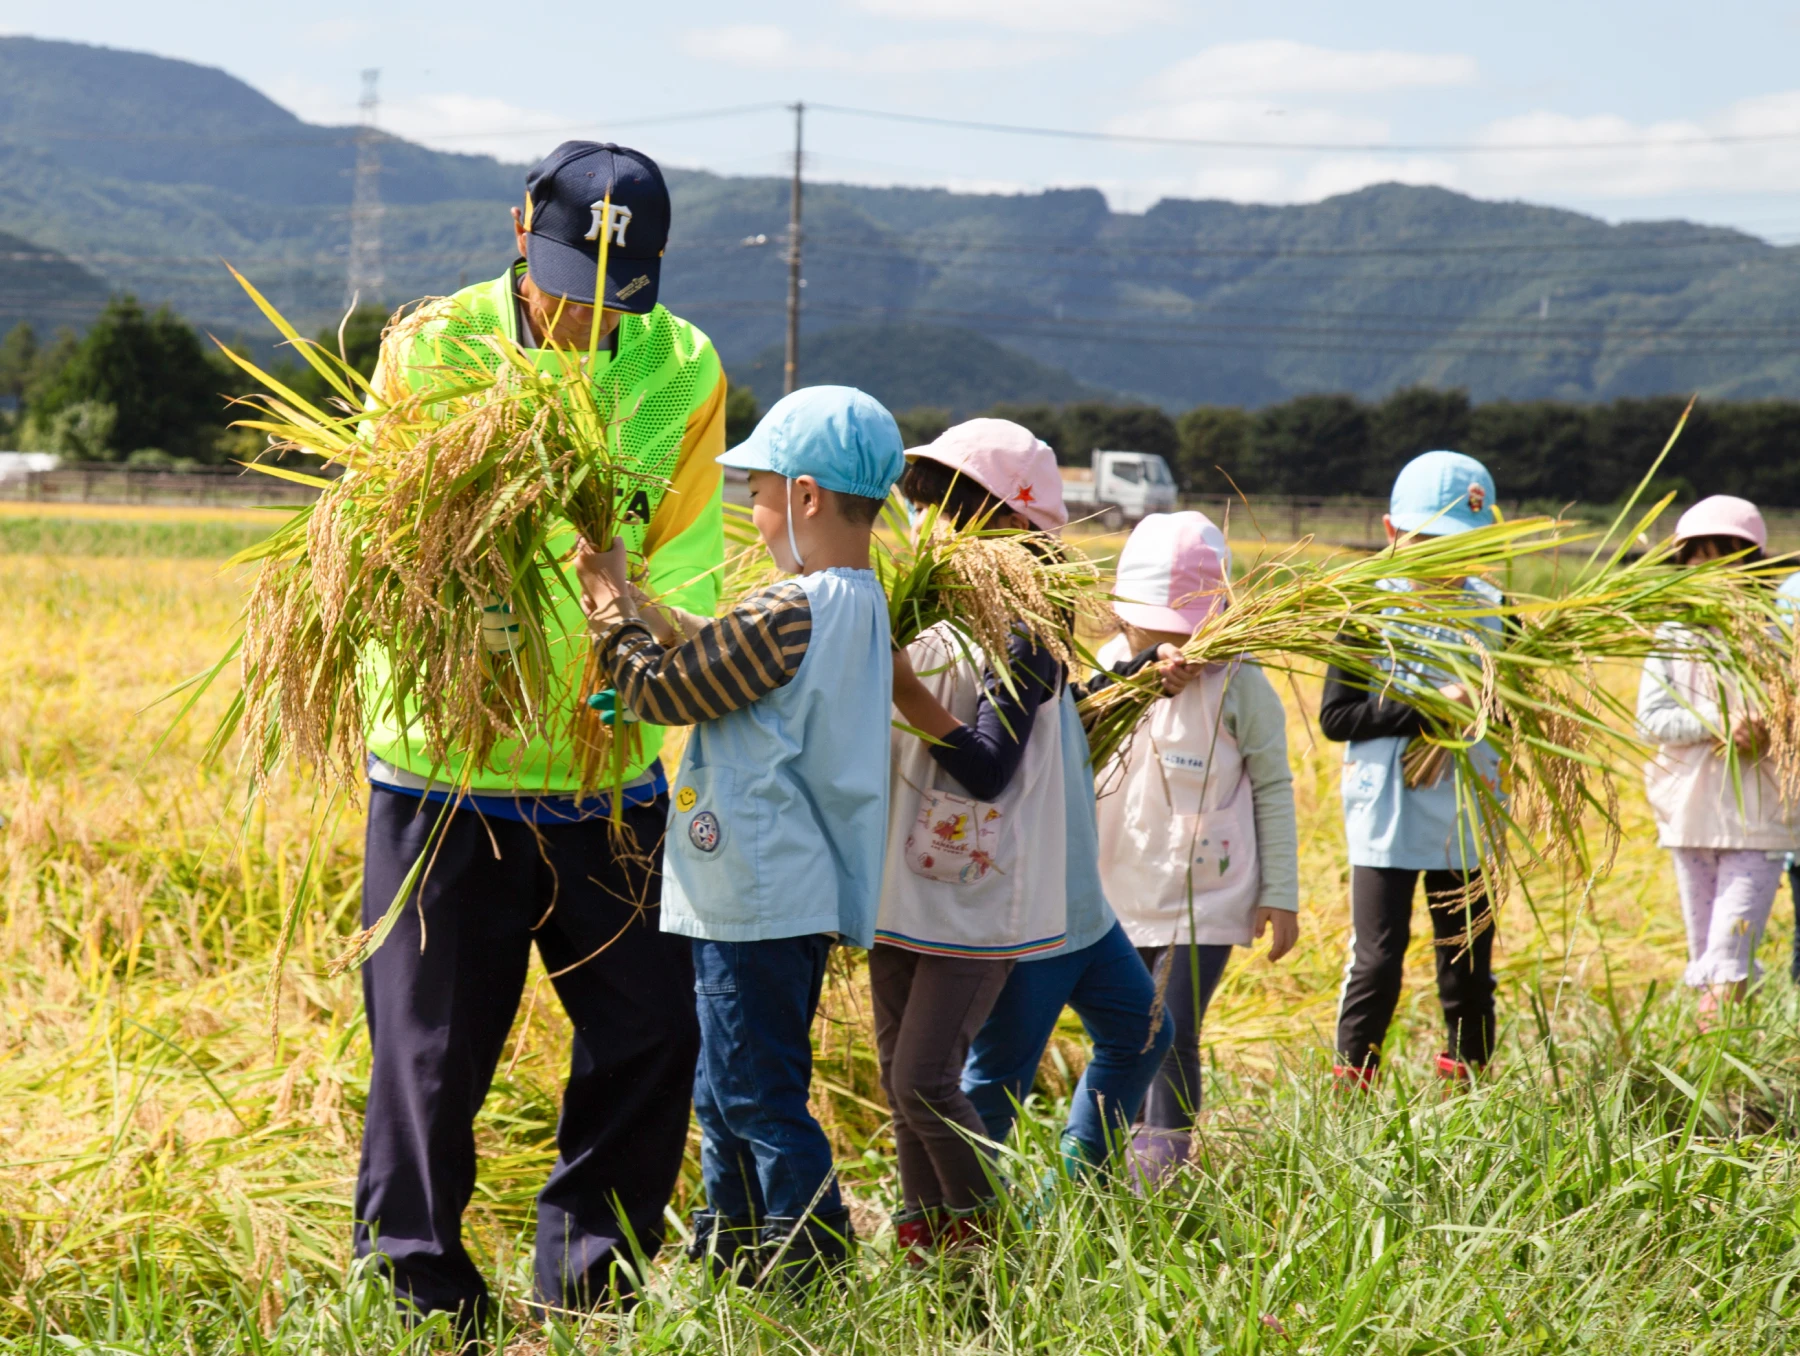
<box><xmin>718</xmin><ymin>385</ymin><xmax>904</xmax><ymax>500</ymax></box>
<box><xmin>1388</xmin><ymin>450</ymin><xmax>1497</xmax><ymax>537</ymax></box>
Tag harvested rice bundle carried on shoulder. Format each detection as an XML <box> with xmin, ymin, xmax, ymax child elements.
<box><xmin>193</xmin><ymin>267</ymin><xmax>669</xmax><ymax>802</ymax></box>
<box><xmin>875</xmin><ymin>497</ymin><xmax>1099</xmax><ymax>693</ymax></box>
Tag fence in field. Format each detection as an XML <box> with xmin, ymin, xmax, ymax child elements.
<box><xmin>7</xmin><ymin>465</ymin><xmax>1800</xmax><ymax>556</ymax></box>
<box><xmin>0</xmin><ymin>464</ymin><xmax>318</xmax><ymax>508</ymax></box>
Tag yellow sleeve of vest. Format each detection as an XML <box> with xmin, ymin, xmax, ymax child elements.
<box><xmin>639</xmin><ymin>371</ymin><xmax>727</xmax><ymax>615</ymax></box>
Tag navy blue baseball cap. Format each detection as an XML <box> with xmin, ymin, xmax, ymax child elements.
<box><xmin>521</xmin><ymin>141</ymin><xmax>669</xmax><ymax>312</ymax></box>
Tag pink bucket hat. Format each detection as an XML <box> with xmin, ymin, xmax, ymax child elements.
<box><xmin>1113</xmin><ymin>511</ymin><xmax>1231</xmax><ymax>635</ymax></box>
<box><xmin>1674</xmin><ymin>494</ymin><xmax>1766</xmax><ymax>550</ymax></box>
<box><xmin>905</xmin><ymin>418</ymin><xmax>1068</xmax><ymax>532</ymax></box>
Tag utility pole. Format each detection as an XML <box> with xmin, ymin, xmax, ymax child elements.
<box><xmin>346</xmin><ymin>68</ymin><xmax>384</xmax><ymax>309</ymax></box>
<box><xmin>784</xmin><ymin>101</ymin><xmax>804</xmax><ymax>395</ymax></box>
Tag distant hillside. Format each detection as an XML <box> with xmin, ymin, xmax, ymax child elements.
<box><xmin>0</xmin><ymin>231</ymin><xmax>108</xmax><ymax>335</ymax></box>
<box><xmin>6</xmin><ymin>36</ymin><xmax>1800</xmax><ymax>409</ymax></box>
<box><xmin>737</xmin><ymin>323</ymin><xmax>1110</xmax><ymax>414</ymax></box>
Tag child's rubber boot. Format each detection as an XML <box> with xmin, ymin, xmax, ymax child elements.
<box><xmin>1434</xmin><ymin>1052</ymin><xmax>1480</xmax><ymax>1090</ymax></box>
<box><xmin>684</xmin><ymin>1210</ymin><xmax>760</xmax><ymax>1285</ymax></box>
<box><xmin>1332</xmin><ymin>1062</ymin><xmax>1378</xmax><ymax>1092</ymax></box>
<box><xmin>1126</xmin><ymin>1128</ymin><xmax>1192</xmax><ymax>1194</ymax></box>
<box><xmin>940</xmin><ymin>1200</ymin><xmax>1001</xmax><ymax>1252</ymax></box>
<box><xmin>890</xmin><ymin>1208</ymin><xmax>937</xmax><ymax>1269</ymax></box>
<box><xmin>1057</xmin><ymin>1130</ymin><xmax>1099</xmax><ymax>1181</ymax></box>
<box><xmin>758</xmin><ymin>1209</ymin><xmax>856</xmax><ymax>1289</ymax></box>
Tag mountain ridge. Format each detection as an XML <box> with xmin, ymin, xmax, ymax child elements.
<box><xmin>4</xmin><ymin>36</ymin><xmax>1799</xmax><ymax>410</ymax></box>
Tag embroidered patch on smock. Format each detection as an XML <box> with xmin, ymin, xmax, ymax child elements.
<box><xmin>689</xmin><ymin>810</ymin><xmax>722</xmax><ymax>853</ymax></box>
<box><xmin>675</xmin><ymin>786</ymin><xmax>698</xmax><ymax>812</ymax></box>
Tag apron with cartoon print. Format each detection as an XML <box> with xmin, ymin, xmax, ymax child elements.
<box><xmin>875</xmin><ymin>622</ymin><xmax>1071</xmax><ymax>959</ymax></box>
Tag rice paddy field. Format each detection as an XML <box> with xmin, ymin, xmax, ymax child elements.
<box><xmin>3</xmin><ymin>508</ymin><xmax>1799</xmax><ymax>1353</ymax></box>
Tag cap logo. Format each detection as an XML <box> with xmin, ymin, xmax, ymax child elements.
<box><xmin>1013</xmin><ymin>482</ymin><xmax>1036</xmax><ymax>507</ymax></box>
<box><xmin>1467</xmin><ymin>484</ymin><xmax>1486</xmax><ymax>513</ymax></box>
<box><xmin>616</xmin><ymin>275</ymin><xmax>651</xmax><ymax>301</ymax></box>
<box><xmin>585</xmin><ymin>200</ymin><xmax>633</xmax><ymax>247</ymax></box>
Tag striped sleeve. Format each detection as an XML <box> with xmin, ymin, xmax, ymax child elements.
<box><xmin>597</xmin><ymin>581</ymin><xmax>813</xmax><ymax>726</ymax></box>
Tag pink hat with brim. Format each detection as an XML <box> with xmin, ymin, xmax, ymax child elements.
<box><xmin>905</xmin><ymin>418</ymin><xmax>1068</xmax><ymax>532</ymax></box>
<box><xmin>1113</xmin><ymin>511</ymin><xmax>1231</xmax><ymax>635</ymax></box>
<box><xmin>1674</xmin><ymin>494</ymin><xmax>1767</xmax><ymax>550</ymax></box>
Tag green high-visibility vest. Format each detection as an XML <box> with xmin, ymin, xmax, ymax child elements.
<box><xmin>364</xmin><ymin>266</ymin><xmax>726</xmax><ymax>796</ymax></box>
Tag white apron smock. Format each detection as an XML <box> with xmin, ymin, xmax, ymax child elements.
<box><xmin>1093</xmin><ymin>635</ymin><xmax>1259</xmax><ymax>947</ymax></box>
<box><xmin>875</xmin><ymin>622</ymin><xmax>1072</xmax><ymax>958</ymax></box>
<box><xmin>1643</xmin><ymin>642</ymin><xmax>1799</xmax><ymax>852</ymax></box>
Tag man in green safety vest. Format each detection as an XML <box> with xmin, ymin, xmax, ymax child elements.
<box><xmin>353</xmin><ymin>142</ymin><xmax>725</xmax><ymax>1329</ymax></box>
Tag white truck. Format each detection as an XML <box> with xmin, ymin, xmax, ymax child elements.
<box><xmin>1058</xmin><ymin>449</ymin><xmax>1178</xmax><ymax>529</ymax></box>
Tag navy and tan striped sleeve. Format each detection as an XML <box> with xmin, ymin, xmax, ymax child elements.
<box><xmin>596</xmin><ymin>581</ymin><xmax>813</xmax><ymax>726</ymax></box>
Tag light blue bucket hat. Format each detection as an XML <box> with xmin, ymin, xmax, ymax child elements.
<box><xmin>1388</xmin><ymin>450</ymin><xmax>1497</xmax><ymax>537</ymax></box>
<box><xmin>718</xmin><ymin>385</ymin><xmax>904</xmax><ymax>500</ymax></box>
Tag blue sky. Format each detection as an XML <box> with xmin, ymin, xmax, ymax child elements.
<box><xmin>8</xmin><ymin>0</ymin><xmax>1800</xmax><ymax>238</ymax></box>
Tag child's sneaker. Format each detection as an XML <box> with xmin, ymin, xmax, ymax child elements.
<box><xmin>1332</xmin><ymin>1062</ymin><xmax>1377</xmax><ymax>1091</ymax></box>
<box><xmin>1126</xmin><ymin>1128</ymin><xmax>1191</xmax><ymax>1193</ymax></box>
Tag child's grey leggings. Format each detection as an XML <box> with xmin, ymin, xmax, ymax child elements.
<box><xmin>1135</xmin><ymin>944</ymin><xmax>1232</xmax><ymax>1131</ymax></box>
<box><xmin>869</xmin><ymin>945</ymin><xmax>1015</xmax><ymax>1212</ymax></box>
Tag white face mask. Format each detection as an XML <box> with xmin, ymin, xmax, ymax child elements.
<box><xmin>785</xmin><ymin>477</ymin><xmax>805</xmax><ymax>573</ymax></box>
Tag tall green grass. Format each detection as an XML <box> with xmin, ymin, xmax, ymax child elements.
<box><xmin>10</xmin><ymin>982</ymin><xmax>1800</xmax><ymax>1354</ymax></box>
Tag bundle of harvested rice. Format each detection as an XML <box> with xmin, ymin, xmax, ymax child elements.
<box><xmin>186</xmin><ymin>260</ymin><xmax>663</xmax><ymax>804</ymax></box>
<box><xmin>1080</xmin><ymin>409</ymin><xmax>1800</xmax><ymax>911</ymax></box>
<box><xmin>873</xmin><ymin>496</ymin><xmax>1100</xmax><ymax>691</ymax></box>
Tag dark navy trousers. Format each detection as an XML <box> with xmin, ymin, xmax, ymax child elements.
<box><xmin>353</xmin><ymin>788</ymin><xmax>700</xmax><ymax>1319</ymax></box>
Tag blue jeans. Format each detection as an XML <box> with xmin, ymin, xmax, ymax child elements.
<box><xmin>962</xmin><ymin>921</ymin><xmax>1172</xmax><ymax>1163</ymax></box>
<box><xmin>691</xmin><ymin>935</ymin><xmax>842</xmax><ymax>1223</ymax></box>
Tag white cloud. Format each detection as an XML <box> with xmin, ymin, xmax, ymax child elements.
<box><xmin>1108</xmin><ymin>41</ymin><xmax>1800</xmax><ymax>212</ymax></box>
<box><xmin>1464</xmin><ymin>93</ymin><xmax>1800</xmax><ymax>199</ymax></box>
<box><xmin>261</xmin><ymin>75</ymin><xmax>356</xmax><ymax>125</ymax></box>
<box><xmin>681</xmin><ymin>24</ymin><xmax>1063</xmax><ymax>72</ymax></box>
<box><xmin>1149</xmin><ymin>40</ymin><xmax>1478</xmax><ymax>100</ymax></box>
<box><xmin>381</xmin><ymin>94</ymin><xmax>584</xmax><ymax>161</ymax></box>
<box><xmin>1107</xmin><ymin>98</ymin><xmax>1389</xmax><ymax>147</ymax></box>
<box><xmin>854</xmin><ymin>0</ymin><xmax>1172</xmax><ymax>35</ymax></box>
<box><xmin>298</xmin><ymin>19</ymin><xmax>372</xmax><ymax>47</ymax></box>
<box><xmin>264</xmin><ymin>76</ymin><xmax>588</xmax><ymax>161</ymax></box>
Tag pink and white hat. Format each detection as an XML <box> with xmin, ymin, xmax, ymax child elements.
<box><xmin>905</xmin><ymin>418</ymin><xmax>1068</xmax><ymax>533</ymax></box>
<box><xmin>1113</xmin><ymin>511</ymin><xmax>1231</xmax><ymax>635</ymax></box>
<box><xmin>1674</xmin><ymin>494</ymin><xmax>1767</xmax><ymax>550</ymax></box>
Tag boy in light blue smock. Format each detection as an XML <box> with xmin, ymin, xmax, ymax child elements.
<box><xmin>1319</xmin><ymin>451</ymin><xmax>1507</xmax><ymax>1084</ymax></box>
<box><xmin>579</xmin><ymin>385</ymin><xmax>905</xmax><ymax>1283</ymax></box>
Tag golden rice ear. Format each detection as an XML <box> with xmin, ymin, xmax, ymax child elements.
<box><xmin>188</xmin><ymin>274</ymin><xmax>673</xmax><ymax>842</ymax></box>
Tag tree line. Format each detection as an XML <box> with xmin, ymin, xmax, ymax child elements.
<box><xmin>891</xmin><ymin>390</ymin><xmax>1800</xmax><ymax>507</ymax></box>
<box><xmin>5</xmin><ymin>299</ymin><xmax>1797</xmax><ymax>507</ymax></box>
<box><xmin>0</xmin><ymin>299</ymin><xmax>388</xmax><ymax>468</ymax></box>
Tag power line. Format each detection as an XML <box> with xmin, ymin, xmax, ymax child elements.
<box><xmin>7</xmin><ymin>96</ymin><xmax>1793</xmax><ymax>158</ymax></box>
<box><xmin>807</xmin><ymin>102</ymin><xmax>1800</xmax><ymax>156</ymax></box>
<box><xmin>664</xmin><ymin>297</ymin><xmax>1800</xmax><ymax>355</ymax></box>
<box><xmin>0</xmin><ymin>102</ymin><xmax>788</xmax><ymax>149</ymax></box>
